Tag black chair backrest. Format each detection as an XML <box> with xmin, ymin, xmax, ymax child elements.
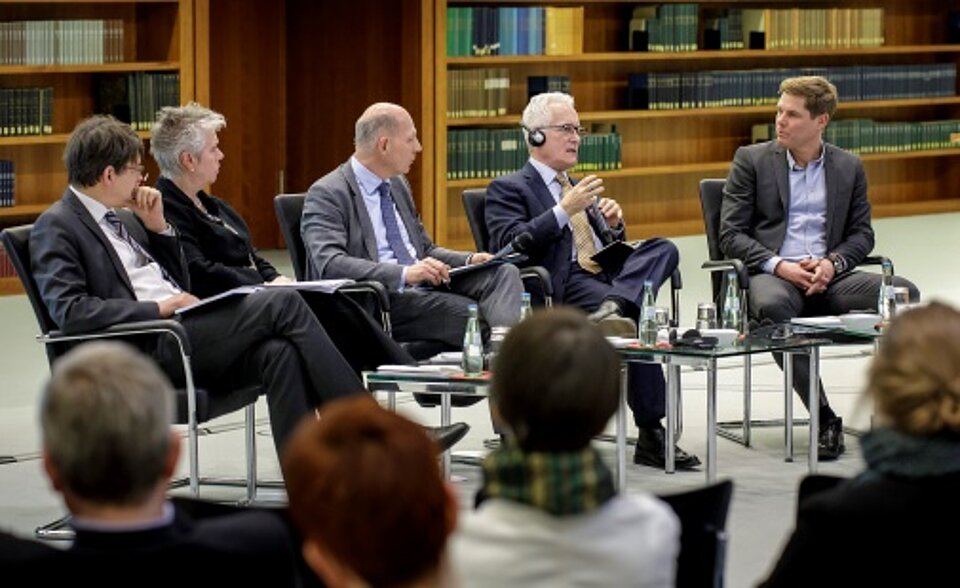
<box><xmin>273</xmin><ymin>193</ymin><xmax>308</xmax><ymax>281</ymax></box>
<box><xmin>1</xmin><ymin>225</ymin><xmax>62</xmax><ymax>364</ymax></box>
<box><xmin>658</xmin><ymin>479</ymin><xmax>734</xmax><ymax>588</ymax></box>
<box><xmin>699</xmin><ymin>178</ymin><xmax>728</xmax><ymax>301</ymax></box>
<box><xmin>461</xmin><ymin>188</ymin><xmax>490</xmax><ymax>251</ymax></box>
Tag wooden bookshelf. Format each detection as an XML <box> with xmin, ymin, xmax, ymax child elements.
<box><xmin>0</xmin><ymin>1</ymin><xmax>201</xmax><ymax>229</ymax></box>
<box><xmin>432</xmin><ymin>0</ymin><xmax>960</xmax><ymax>251</ymax></box>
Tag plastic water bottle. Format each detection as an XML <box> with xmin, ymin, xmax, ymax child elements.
<box><xmin>722</xmin><ymin>271</ymin><xmax>742</xmax><ymax>332</ymax></box>
<box><xmin>877</xmin><ymin>258</ymin><xmax>894</xmax><ymax>323</ymax></box>
<box><xmin>462</xmin><ymin>304</ymin><xmax>483</xmax><ymax>376</ymax></box>
<box><xmin>639</xmin><ymin>280</ymin><xmax>658</xmax><ymax>346</ymax></box>
<box><xmin>519</xmin><ymin>292</ymin><xmax>533</xmax><ymax>321</ymax></box>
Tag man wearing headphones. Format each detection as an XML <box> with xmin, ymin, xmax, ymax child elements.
<box><xmin>485</xmin><ymin>92</ymin><xmax>699</xmax><ymax>470</ymax></box>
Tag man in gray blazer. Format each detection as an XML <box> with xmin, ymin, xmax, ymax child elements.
<box><xmin>302</xmin><ymin>102</ymin><xmax>522</xmax><ymax>349</ymax></box>
<box><xmin>720</xmin><ymin>75</ymin><xmax>919</xmax><ymax>459</ymax></box>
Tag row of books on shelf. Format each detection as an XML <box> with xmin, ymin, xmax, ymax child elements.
<box><xmin>447</xmin><ymin>127</ymin><xmax>621</xmax><ymax>180</ymax></box>
<box><xmin>0</xmin><ymin>19</ymin><xmax>124</xmax><ymax>66</ymax></box>
<box><xmin>446</xmin><ymin>6</ymin><xmax>583</xmax><ymax>57</ymax></box>
<box><xmin>632</xmin><ymin>6</ymin><xmax>885</xmax><ymax>52</ymax></box>
<box><xmin>96</xmin><ymin>72</ymin><xmax>180</xmax><ymax>132</ymax></box>
<box><xmin>0</xmin><ymin>160</ymin><xmax>15</xmax><ymax>207</ymax></box>
<box><xmin>0</xmin><ymin>87</ymin><xmax>52</xmax><ymax>137</ymax></box>
<box><xmin>447</xmin><ymin>72</ymin><xmax>573</xmax><ymax>120</ymax></box>
<box><xmin>628</xmin><ymin>64</ymin><xmax>958</xmax><ymax>111</ymax></box>
<box><xmin>753</xmin><ymin>119</ymin><xmax>960</xmax><ymax>153</ymax></box>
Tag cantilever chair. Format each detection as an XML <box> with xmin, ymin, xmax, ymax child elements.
<box><xmin>2</xmin><ymin>225</ymin><xmax>273</xmax><ymax>539</ymax></box>
<box><xmin>461</xmin><ymin>188</ymin><xmax>554</xmax><ymax>306</ymax></box>
<box><xmin>699</xmin><ymin>178</ymin><xmax>893</xmax><ymax>447</ymax></box>
<box><xmin>658</xmin><ymin>479</ymin><xmax>734</xmax><ymax>588</ymax></box>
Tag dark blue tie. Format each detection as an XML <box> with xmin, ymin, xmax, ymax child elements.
<box><xmin>377</xmin><ymin>182</ymin><xmax>415</xmax><ymax>265</ymax></box>
<box><xmin>104</xmin><ymin>210</ymin><xmax>180</xmax><ymax>289</ymax></box>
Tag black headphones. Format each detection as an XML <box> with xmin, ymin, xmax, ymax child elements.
<box><xmin>523</xmin><ymin>125</ymin><xmax>546</xmax><ymax>147</ymax></box>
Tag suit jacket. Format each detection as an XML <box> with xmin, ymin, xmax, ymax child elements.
<box><xmin>157</xmin><ymin>176</ymin><xmax>279</xmax><ymax>298</ymax></box>
<box><xmin>719</xmin><ymin>140</ymin><xmax>875</xmax><ymax>274</ymax></box>
<box><xmin>1</xmin><ymin>501</ymin><xmax>315</xmax><ymax>586</ymax></box>
<box><xmin>30</xmin><ymin>189</ymin><xmax>190</xmax><ymax>334</ymax></box>
<box><xmin>302</xmin><ymin>160</ymin><xmax>469</xmax><ymax>288</ymax></box>
<box><xmin>486</xmin><ymin>161</ymin><xmax>623</xmax><ymax>301</ymax></box>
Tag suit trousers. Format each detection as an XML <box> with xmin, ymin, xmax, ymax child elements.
<box><xmin>556</xmin><ymin>239</ymin><xmax>682</xmax><ymax>429</ymax></box>
<box><xmin>388</xmin><ymin>263</ymin><xmax>523</xmax><ymax>349</ymax></box>
<box><xmin>750</xmin><ymin>270</ymin><xmax>920</xmax><ymax>410</ymax></box>
<box><xmin>163</xmin><ymin>288</ymin><xmax>364</xmax><ymax>452</ymax></box>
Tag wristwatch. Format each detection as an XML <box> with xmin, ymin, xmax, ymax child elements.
<box><xmin>827</xmin><ymin>253</ymin><xmax>847</xmax><ymax>275</ymax></box>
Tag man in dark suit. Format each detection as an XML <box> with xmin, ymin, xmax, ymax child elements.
<box><xmin>30</xmin><ymin>114</ymin><xmax>363</xmax><ymax>456</ymax></box>
<box><xmin>302</xmin><ymin>102</ymin><xmax>523</xmax><ymax>350</ymax></box>
<box><xmin>485</xmin><ymin>92</ymin><xmax>699</xmax><ymax>470</ymax></box>
<box><xmin>21</xmin><ymin>341</ymin><xmax>310</xmax><ymax>585</ymax></box>
<box><xmin>720</xmin><ymin>75</ymin><xmax>919</xmax><ymax>459</ymax></box>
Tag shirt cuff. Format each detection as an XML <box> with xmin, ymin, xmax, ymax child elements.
<box><xmin>762</xmin><ymin>256</ymin><xmax>781</xmax><ymax>275</ymax></box>
<box><xmin>552</xmin><ymin>204</ymin><xmax>570</xmax><ymax>229</ymax></box>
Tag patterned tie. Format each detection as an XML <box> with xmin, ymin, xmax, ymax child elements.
<box><xmin>103</xmin><ymin>210</ymin><xmax>180</xmax><ymax>289</ymax></box>
<box><xmin>556</xmin><ymin>174</ymin><xmax>602</xmax><ymax>274</ymax></box>
<box><xmin>377</xmin><ymin>182</ymin><xmax>416</xmax><ymax>265</ymax></box>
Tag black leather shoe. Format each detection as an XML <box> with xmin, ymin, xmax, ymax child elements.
<box><xmin>424</xmin><ymin>422</ymin><xmax>470</xmax><ymax>453</ymax></box>
<box><xmin>818</xmin><ymin>417</ymin><xmax>845</xmax><ymax>461</ymax></box>
<box><xmin>634</xmin><ymin>426</ymin><xmax>701</xmax><ymax>470</ymax></box>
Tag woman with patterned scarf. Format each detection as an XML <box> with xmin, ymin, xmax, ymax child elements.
<box><xmin>451</xmin><ymin>307</ymin><xmax>680</xmax><ymax>587</ymax></box>
<box><xmin>761</xmin><ymin>301</ymin><xmax>960</xmax><ymax>586</ymax></box>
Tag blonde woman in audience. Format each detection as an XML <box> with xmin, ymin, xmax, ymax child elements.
<box><xmin>761</xmin><ymin>301</ymin><xmax>960</xmax><ymax>586</ymax></box>
<box><xmin>451</xmin><ymin>308</ymin><xmax>679</xmax><ymax>587</ymax></box>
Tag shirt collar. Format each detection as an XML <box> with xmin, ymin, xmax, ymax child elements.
<box><xmin>528</xmin><ymin>157</ymin><xmax>566</xmax><ymax>189</ymax></box>
<box><xmin>786</xmin><ymin>144</ymin><xmax>825</xmax><ymax>171</ymax></box>
<box><xmin>71</xmin><ymin>501</ymin><xmax>176</xmax><ymax>533</ymax></box>
<box><xmin>70</xmin><ymin>185</ymin><xmax>111</xmax><ymax>222</ymax></box>
<box><xmin>350</xmin><ymin>156</ymin><xmax>389</xmax><ymax>197</ymax></box>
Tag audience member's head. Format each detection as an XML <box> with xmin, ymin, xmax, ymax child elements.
<box><xmin>282</xmin><ymin>396</ymin><xmax>456</xmax><ymax>588</ymax></box>
<box><xmin>492</xmin><ymin>307</ymin><xmax>619</xmax><ymax>452</ymax></box>
<box><xmin>40</xmin><ymin>341</ymin><xmax>180</xmax><ymax>514</ymax></box>
<box><xmin>63</xmin><ymin>115</ymin><xmax>143</xmax><ymax>189</ymax></box>
<box><xmin>149</xmin><ymin>102</ymin><xmax>226</xmax><ymax>179</ymax></box>
<box><xmin>778</xmin><ymin>75</ymin><xmax>838</xmax><ymax>119</ymax></box>
<box><xmin>866</xmin><ymin>301</ymin><xmax>960</xmax><ymax>436</ymax></box>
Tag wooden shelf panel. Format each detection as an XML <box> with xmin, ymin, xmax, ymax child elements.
<box><xmin>448</xmin><ymin>97</ymin><xmax>960</xmax><ymax>126</ymax></box>
<box><xmin>1</xmin><ymin>1</ymin><xmax>178</xmax><ymax>4</ymax></box>
<box><xmin>0</xmin><ymin>130</ymin><xmax>150</xmax><ymax>147</ymax></box>
<box><xmin>0</xmin><ymin>204</ymin><xmax>49</xmax><ymax>221</ymax></box>
<box><xmin>445</xmin><ymin>149</ymin><xmax>960</xmax><ymax>189</ymax></box>
<box><xmin>0</xmin><ymin>61</ymin><xmax>180</xmax><ymax>75</ymax></box>
<box><xmin>0</xmin><ymin>276</ymin><xmax>23</xmax><ymax>295</ymax></box>
<box><xmin>449</xmin><ymin>46</ymin><xmax>960</xmax><ymax>66</ymax></box>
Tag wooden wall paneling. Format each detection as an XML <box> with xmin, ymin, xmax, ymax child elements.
<box><xmin>208</xmin><ymin>0</ymin><xmax>286</xmax><ymax>248</ymax></box>
<box><xmin>193</xmin><ymin>0</ymin><xmax>211</xmax><ymax>105</ymax></box>
<box><xmin>284</xmin><ymin>0</ymin><xmax>424</xmax><ymax>201</ymax></box>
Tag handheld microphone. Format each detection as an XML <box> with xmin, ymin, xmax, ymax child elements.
<box><xmin>491</xmin><ymin>231</ymin><xmax>534</xmax><ymax>261</ymax></box>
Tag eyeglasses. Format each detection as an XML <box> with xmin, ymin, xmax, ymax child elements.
<box><xmin>541</xmin><ymin>124</ymin><xmax>588</xmax><ymax>137</ymax></box>
<box><xmin>124</xmin><ymin>163</ymin><xmax>148</xmax><ymax>184</ymax></box>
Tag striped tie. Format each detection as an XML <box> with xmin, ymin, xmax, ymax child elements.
<box><xmin>556</xmin><ymin>174</ymin><xmax>602</xmax><ymax>274</ymax></box>
<box><xmin>104</xmin><ymin>210</ymin><xmax>180</xmax><ymax>289</ymax></box>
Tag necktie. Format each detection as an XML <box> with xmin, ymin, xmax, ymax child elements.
<box><xmin>103</xmin><ymin>210</ymin><xmax>180</xmax><ymax>289</ymax></box>
<box><xmin>556</xmin><ymin>174</ymin><xmax>602</xmax><ymax>274</ymax></box>
<box><xmin>377</xmin><ymin>182</ymin><xmax>416</xmax><ymax>265</ymax></box>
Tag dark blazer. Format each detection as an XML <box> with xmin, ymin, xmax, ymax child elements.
<box><xmin>30</xmin><ymin>189</ymin><xmax>189</xmax><ymax>334</ymax></box>
<box><xmin>761</xmin><ymin>471</ymin><xmax>960</xmax><ymax>586</ymax></box>
<box><xmin>486</xmin><ymin>161</ymin><xmax>623</xmax><ymax>302</ymax></box>
<box><xmin>302</xmin><ymin>160</ymin><xmax>469</xmax><ymax>288</ymax></box>
<box><xmin>1</xmin><ymin>501</ymin><xmax>316</xmax><ymax>586</ymax></box>
<box><xmin>719</xmin><ymin>140</ymin><xmax>875</xmax><ymax>274</ymax></box>
<box><xmin>157</xmin><ymin>177</ymin><xmax>279</xmax><ymax>298</ymax></box>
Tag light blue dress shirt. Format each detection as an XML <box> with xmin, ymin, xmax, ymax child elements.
<box><xmin>528</xmin><ymin>158</ymin><xmax>602</xmax><ymax>261</ymax></box>
<box><xmin>762</xmin><ymin>147</ymin><xmax>828</xmax><ymax>274</ymax></box>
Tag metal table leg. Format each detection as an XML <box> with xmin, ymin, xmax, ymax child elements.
<box><xmin>706</xmin><ymin>357</ymin><xmax>718</xmax><ymax>483</ymax></box>
<box><xmin>616</xmin><ymin>364</ymin><xmax>628</xmax><ymax>490</ymax></box>
<box><xmin>808</xmin><ymin>346</ymin><xmax>820</xmax><ymax>473</ymax></box>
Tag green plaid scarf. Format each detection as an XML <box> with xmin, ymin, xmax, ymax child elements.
<box><xmin>479</xmin><ymin>443</ymin><xmax>616</xmax><ymax>515</ymax></box>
